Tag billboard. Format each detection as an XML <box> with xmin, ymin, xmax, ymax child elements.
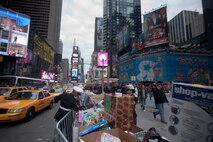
<box><xmin>16</xmin><ymin>49</ymin><xmax>35</xmax><ymax>65</ymax></box>
<box><xmin>34</xmin><ymin>34</ymin><xmax>54</xmax><ymax>64</ymax></box>
<box><xmin>72</xmin><ymin>69</ymin><xmax>78</xmax><ymax>78</ymax></box>
<box><xmin>96</xmin><ymin>18</ymin><xmax>103</xmax><ymax>49</ymax></box>
<box><xmin>117</xmin><ymin>25</ymin><xmax>130</xmax><ymax>51</ymax></box>
<box><xmin>130</xmin><ymin>33</ymin><xmax>145</xmax><ymax>54</ymax></box>
<box><xmin>143</xmin><ymin>6</ymin><xmax>168</xmax><ymax>47</ymax></box>
<box><xmin>0</xmin><ymin>7</ymin><xmax>30</xmax><ymax>57</ymax></box>
<box><xmin>117</xmin><ymin>54</ymin><xmax>213</xmax><ymax>84</ymax></box>
<box><xmin>97</xmin><ymin>52</ymin><xmax>108</xmax><ymax>67</ymax></box>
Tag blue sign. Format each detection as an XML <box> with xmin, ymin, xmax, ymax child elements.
<box><xmin>117</xmin><ymin>54</ymin><xmax>213</xmax><ymax>84</ymax></box>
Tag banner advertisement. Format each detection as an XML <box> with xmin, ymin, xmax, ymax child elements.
<box><xmin>117</xmin><ymin>54</ymin><xmax>213</xmax><ymax>84</ymax></box>
<box><xmin>143</xmin><ymin>6</ymin><xmax>168</xmax><ymax>47</ymax></box>
<box><xmin>96</xmin><ymin>18</ymin><xmax>103</xmax><ymax>49</ymax></box>
<box><xmin>117</xmin><ymin>25</ymin><xmax>130</xmax><ymax>51</ymax></box>
<box><xmin>0</xmin><ymin>7</ymin><xmax>30</xmax><ymax>57</ymax></box>
<box><xmin>167</xmin><ymin>83</ymin><xmax>213</xmax><ymax>142</ymax></box>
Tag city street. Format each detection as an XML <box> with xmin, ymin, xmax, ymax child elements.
<box><xmin>136</xmin><ymin>95</ymin><xmax>171</xmax><ymax>137</ymax></box>
<box><xmin>0</xmin><ymin>95</ymin><xmax>171</xmax><ymax>142</ymax></box>
<box><xmin>0</xmin><ymin>103</ymin><xmax>59</xmax><ymax>142</ymax></box>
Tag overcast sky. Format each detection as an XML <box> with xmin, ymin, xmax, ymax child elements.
<box><xmin>60</xmin><ymin>0</ymin><xmax>203</xmax><ymax>73</ymax></box>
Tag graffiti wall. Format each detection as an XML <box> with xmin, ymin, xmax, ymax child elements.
<box><xmin>117</xmin><ymin>53</ymin><xmax>213</xmax><ymax>84</ymax></box>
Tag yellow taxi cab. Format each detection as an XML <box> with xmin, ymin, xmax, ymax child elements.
<box><xmin>49</xmin><ymin>88</ymin><xmax>63</xmax><ymax>98</ymax></box>
<box><xmin>0</xmin><ymin>90</ymin><xmax>54</xmax><ymax>122</ymax></box>
<box><xmin>0</xmin><ymin>86</ymin><xmax>26</xmax><ymax>102</ymax></box>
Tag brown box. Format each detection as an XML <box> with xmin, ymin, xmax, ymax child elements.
<box><xmin>104</xmin><ymin>94</ymin><xmax>135</xmax><ymax>131</ymax></box>
<box><xmin>80</xmin><ymin>128</ymin><xmax>140</xmax><ymax>142</ymax></box>
<box><xmin>89</xmin><ymin>94</ymin><xmax>104</xmax><ymax>104</ymax></box>
<box><xmin>128</xmin><ymin>125</ymin><xmax>145</xmax><ymax>141</ymax></box>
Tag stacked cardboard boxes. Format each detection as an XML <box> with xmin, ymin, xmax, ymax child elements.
<box><xmin>104</xmin><ymin>94</ymin><xmax>134</xmax><ymax>131</ymax></box>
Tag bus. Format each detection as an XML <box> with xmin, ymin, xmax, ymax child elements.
<box><xmin>0</xmin><ymin>75</ymin><xmax>48</xmax><ymax>89</ymax></box>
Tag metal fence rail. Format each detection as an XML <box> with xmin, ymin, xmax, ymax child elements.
<box><xmin>54</xmin><ymin>111</ymin><xmax>74</xmax><ymax>142</ymax></box>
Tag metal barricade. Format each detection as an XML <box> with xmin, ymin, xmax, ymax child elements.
<box><xmin>54</xmin><ymin>111</ymin><xmax>74</xmax><ymax>142</ymax></box>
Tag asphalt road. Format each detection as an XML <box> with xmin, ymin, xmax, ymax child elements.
<box><xmin>0</xmin><ymin>103</ymin><xmax>59</xmax><ymax>142</ymax></box>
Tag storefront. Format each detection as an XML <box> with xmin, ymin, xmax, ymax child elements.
<box><xmin>117</xmin><ymin>52</ymin><xmax>213</xmax><ymax>85</ymax></box>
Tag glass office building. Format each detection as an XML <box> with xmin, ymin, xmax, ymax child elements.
<box><xmin>103</xmin><ymin>0</ymin><xmax>142</xmax><ymax>77</ymax></box>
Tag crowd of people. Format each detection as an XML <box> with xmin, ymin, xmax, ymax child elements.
<box><xmin>53</xmin><ymin>82</ymin><xmax>170</xmax><ymax>125</ymax></box>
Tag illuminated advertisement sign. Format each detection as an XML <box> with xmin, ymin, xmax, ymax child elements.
<box><xmin>96</xmin><ymin>18</ymin><xmax>103</xmax><ymax>49</ymax></box>
<box><xmin>71</xmin><ymin>69</ymin><xmax>78</xmax><ymax>78</ymax></box>
<box><xmin>41</xmin><ymin>70</ymin><xmax>55</xmax><ymax>82</ymax></box>
<box><xmin>72</xmin><ymin>57</ymin><xmax>78</xmax><ymax>62</ymax></box>
<box><xmin>143</xmin><ymin>6</ymin><xmax>168</xmax><ymax>47</ymax></box>
<box><xmin>72</xmin><ymin>53</ymin><xmax>78</xmax><ymax>58</ymax></box>
<box><xmin>0</xmin><ymin>7</ymin><xmax>30</xmax><ymax>57</ymax></box>
<box><xmin>73</xmin><ymin>46</ymin><xmax>78</xmax><ymax>52</ymax></box>
<box><xmin>97</xmin><ymin>52</ymin><xmax>108</xmax><ymax>67</ymax></box>
<box><xmin>16</xmin><ymin>49</ymin><xmax>35</xmax><ymax>65</ymax></box>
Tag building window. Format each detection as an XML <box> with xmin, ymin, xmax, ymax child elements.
<box><xmin>0</xmin><ymin>43</ymin><xmax>7</xmax><ymax>52</ymax></box>
<box><xmin>2</xmin><ymin>30</ymin><xmax>9</xmax><ymax>40</ymax></box>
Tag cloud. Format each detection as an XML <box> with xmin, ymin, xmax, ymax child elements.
<box><xmin>60</xmin><ymin>0</ymin><xmax>103</xmax><ymax>72</ymax></box>
<box><xmin>142</xmin><ymin>0</ymin><xmax>203</xmax><ymax>20</ymax></box>
<box><xmin>60</xmin><ymin>0</ymin><xmax>203</xmax><ymax>73</ymax></box>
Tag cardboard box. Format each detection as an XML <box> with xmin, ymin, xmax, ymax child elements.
<box><xmin>80</xmin><ymin>128</ymin><xmax>140</xmax><ymax>142</ymax></box>
<box><xmin>89</xmin><ymin>94</ymin><xmax>104</xmax><ymax>104</ymax></box>
<box><xmin>104</xmin><ymin>94</ymin><xmax>134</xmax><ymax>131</ymax></box>
<box><xmin>128</xmin><ymin>125</ymin><xmax>146</xmax><ymax>141</ymax></box>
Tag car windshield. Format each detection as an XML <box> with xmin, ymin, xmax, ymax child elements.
<box><xmin>7</xmin><ymin>92</ymin><xmax>38</xmax><ymax>100</ymax></box>
<box><xmin>0</xmin><ymin>88</ymin><xmax>10</xmax><ymax>96</ymax></box>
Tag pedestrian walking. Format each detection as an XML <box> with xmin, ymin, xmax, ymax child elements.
<box><xmin>141</xmin><ymin>85</ymin><xmax>147</xmax><ymax>111</ymax></box>
<box><xmin>151</xmin><ymin>84</ymin><xmax>158</xmax><ymax>109</ymax></box>
<box><xmin>125</xmin><ymin>84</ymin><xmax>137</xmax><ymax>125</ymax></box>
<box><xmin>153</xmin><ymin>84</ymin><xmax>169</xmax><ymax>124</ymax></box>
<box><xmin>54</xmin><ymin>86</ymin><xmax>83</xmax><ymax>122</ymax></box>
<box><xmin>133</xmin><ymin>83</ymin><xmax>139</xmax><ymax>103</ymax></box>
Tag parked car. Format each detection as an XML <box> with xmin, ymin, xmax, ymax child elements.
<box><xmin>0</xmin><ymin>90</ymin><xmax>54</xmax><ymax>122</ymax></box>
<box><xmin>0</xmin><ymin>86</ymin><xmax>26</xmax><ymax>102</ymax></box>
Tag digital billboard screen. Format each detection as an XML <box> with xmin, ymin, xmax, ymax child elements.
<box><xmin>97</xmin><ymin>52</ymin><xmax>108</xmax><ymax>67</ymax></box>
<box><xmin>71</xmin><ymin>69</ymin><xmax>78</xmax><ymax>78</ymax></box>
<box><xmin>96</xmin><ymin>18</ymin><xmax>103</xmax><ymax>49</ymax></box>
<box><xmin>0</xmin><ymin>7</ymin><xmax>30</xmax><ymax>57</ymax></box>
<box><xmin>143</xmin><ymin>6</ymin><xmax>168</xmax><ymax>47</ymax></box>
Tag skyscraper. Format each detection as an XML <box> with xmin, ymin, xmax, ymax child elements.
<box><xmin>202</xmin><ymin>0</ymin><xmax>213</xmax><ymax>50</ymax></box>
<box><xmin>103</xmin><ymin>0</ymin><xmax>142</xmax><ymax>77</ymax></box>
<box><xmin>3</xmin><ymin>0</ymin><xmax>62</xmax><ymax>51</ymax></box>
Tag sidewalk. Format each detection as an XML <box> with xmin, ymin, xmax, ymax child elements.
<box><xmin>136</xmin><ymin>97</ymin><xmax>171</xmax><ymax>137</ymax></box>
